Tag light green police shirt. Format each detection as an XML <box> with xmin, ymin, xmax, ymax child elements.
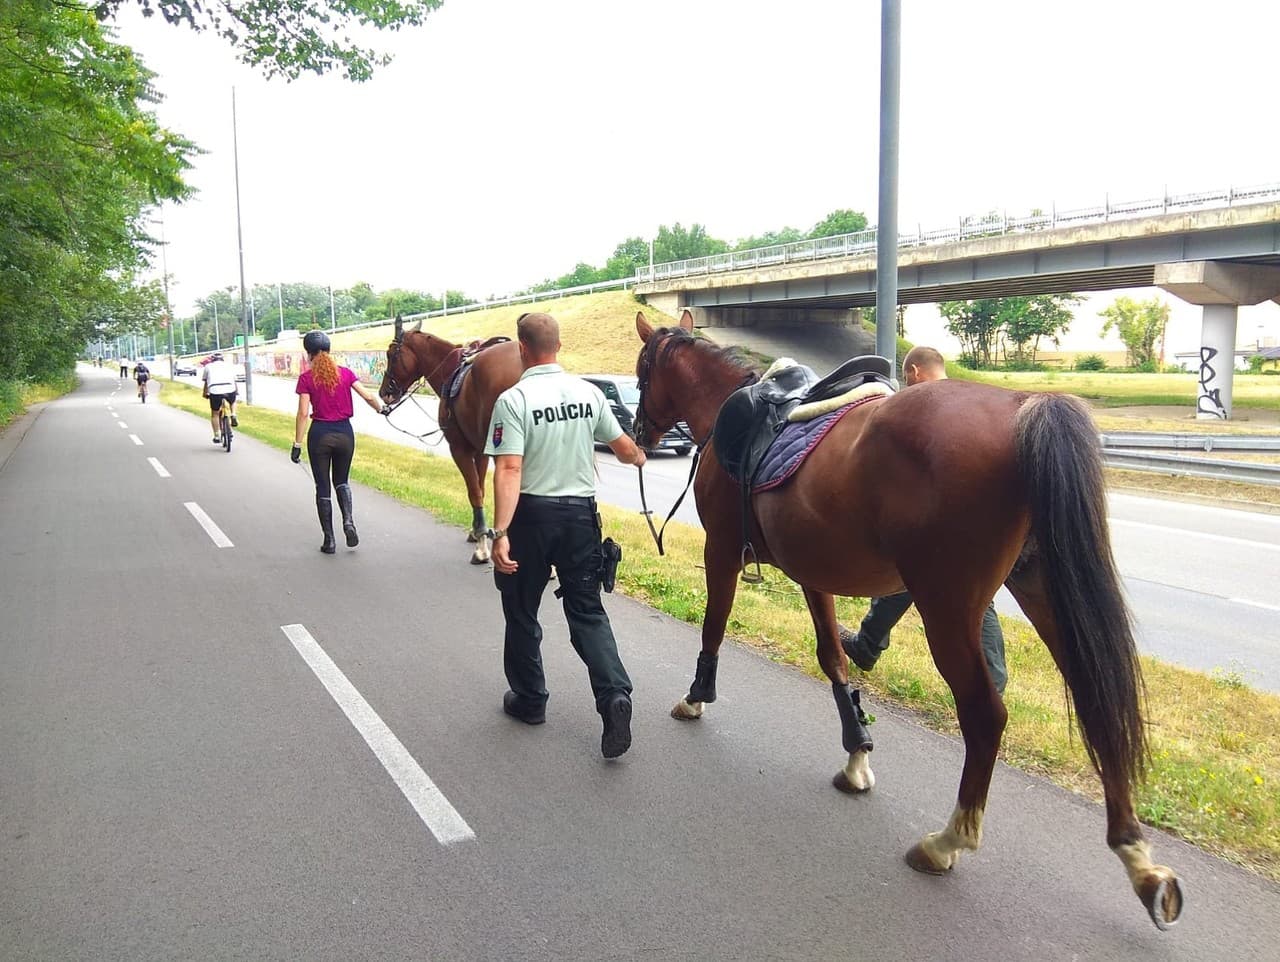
<box><xmin>484</xmin><ymin>364</ymin><xmax>624</xmax><ymax>497</ymax></box>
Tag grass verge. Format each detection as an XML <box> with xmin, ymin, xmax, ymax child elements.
<box><xmin>162</xmin><ymin>379</ymin><xmax>1280</xmax><ymax>881</ymax></box>
<box><xmin>0</xmin><ymin>373</ymin><xmax>79</xmax><ymax>432</ymax></box>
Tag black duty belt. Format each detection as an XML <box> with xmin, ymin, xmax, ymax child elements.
<box><xmin>522</xmin><ymin>494</ymin><xmax>595</xmax><ymax>506</ymax></box>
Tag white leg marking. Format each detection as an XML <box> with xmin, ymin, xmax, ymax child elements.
<box><xmin>918</xmin><ymin>804</ymin><xmax>984</xmax><ymax>870</ymax></box>
<box><xmin>842</xmin><ymin>750</ymin><xmax>876</xmax><ymax>791</ymax></box>
<box><xmin>671</xmin><ymin>698</ymin><xmax>704</xmax><ymax>719</ymax></box>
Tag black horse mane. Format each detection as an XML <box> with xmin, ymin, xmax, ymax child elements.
<box><xmin>652</xmin><ymin>326</ymin><xmax>763</xmax><ymax>383</ymax></box>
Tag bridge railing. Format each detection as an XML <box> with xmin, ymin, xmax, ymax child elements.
<box><xmin>637</xmin><ymin>182</ymin><xmax>1280</xmax><ymax>283</ymax></box>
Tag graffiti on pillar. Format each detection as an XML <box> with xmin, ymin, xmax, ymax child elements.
<box><xmin>1197</xmin><ymin>346</ymin><xmax>1228</xmax><ymax>419</ymax></box>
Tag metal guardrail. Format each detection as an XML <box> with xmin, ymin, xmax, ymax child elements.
<box><xmin>1100</xmin><ymin>434</ymin><xmax>1280</xmax><ymax>452</ymax></box>
<box><xmin>1101</xmin><ymin>451</ymin><xmax>1280</xmax><ymax>487</ymax></box>
<box><xmin>637</xmin><ymin>181</ymin><xmax>1280</xmax><ymax>283</ymax></box>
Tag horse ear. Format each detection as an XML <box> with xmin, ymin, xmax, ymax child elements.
<box><xmin>679</xmin><ymin>309</ymin><xmax>694</xmax><ymax>332</ymax></box>
<box><xmin>636</xmin><ymin>311</ymin><xmax>654</xmax><ymax>343</ymax></box>
<box><xmin>394</xmin><ymin>313</ymin><xmax>404</xmax><ymax>343</ymax></box>
<box><xmin>409</xmin><ymin>319</ymin><xmax>422</xmax><ymax>334</ymax></box>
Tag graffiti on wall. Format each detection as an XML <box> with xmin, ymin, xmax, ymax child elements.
<box><xmin>248</xmin><ymin>350</ymin><xmax>387</xmax><ymax>384</ymax></box>
<box><xmin>1196</xmin><ymin>345</ymin><xmax>1228</xmax><ymax>419</ymax></box>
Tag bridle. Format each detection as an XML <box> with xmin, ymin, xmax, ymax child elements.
<box><xmin>379</xmin><ymin>331</ymin><xmax>455</xmax><ymax>444</ymax></box>
<box><xmin>634</xmin><ymin>331</ymin><xmax>704</xmax><ymax>556</ymax></box>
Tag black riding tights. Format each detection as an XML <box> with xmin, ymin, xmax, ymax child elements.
<box><xmin>307</xmin><ymin>419</ymin><xmax>355</xmax><ymax>497</ymax></box>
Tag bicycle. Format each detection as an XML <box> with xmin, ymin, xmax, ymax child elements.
<box><xmin>137</xmin><ymin>379</ymin><xmax>148</xmax><ymax>403</ymax></box>
<box><xmin>219</xmin><ymin>398</ymin><xmax>233</xmax><ymax>452</ymax></box>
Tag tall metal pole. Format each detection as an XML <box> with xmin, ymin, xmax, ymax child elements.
<box><xmin>329</xmin><ymin>284</ymin><xmax>336</xmax><ymax>331</ymax></box>
<box><xmin>875</xmin><ymin>0</ymin><xmax>901</xmax><ymax>373</ymax></box>
<box><xmin>277</xmin><ymin>281</ymin><xmax>285</xmax><ymax>337</ymax></box>
<box><xmin>232</xmin><ymin>86</ymin><xmax>254</xmax><ymax>403</ymax></box>
<box><xmin>212</xmin><ymin>298</ymin><xmax>220</xmax><ymax>350</ymax></box>
<box><xmin>160</xmin><ymin>209</ymin><xmax>176</xmax><ymax>379</ymax></box>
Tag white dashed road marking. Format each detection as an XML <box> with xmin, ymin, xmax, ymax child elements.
<box><xmin>280</xmin><ymin>624</ymin><xmax>476</xmax><ymax>846</ymax></box>
<box><xmin>1230</xmin><ymin>598</ymin><xmax>1280</xmax><ymax>612</ymax></box>
<box><xmin>117</xmin><ymin>421</ymin><xmax>128</xmax><ymax>429</ymax></box>
<box><xmin>147</xmin><ymin>458</ymin><xmax>169</xmax><ymax>477</ymax></box>
<box><xmin>183</xmin><ymin>502</ymin><xmax>233</xmax><ymax>547</ymax></box>
<box><xmin>129</xmin><ymin>434</ymin><xmax>143</xmax><ymax>446</ymax></box>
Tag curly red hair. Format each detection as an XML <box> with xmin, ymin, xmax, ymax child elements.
<box><xmin>309</xmin><ymin>349</ymin><xmax>339</xmax><ymax>392</ymax></box>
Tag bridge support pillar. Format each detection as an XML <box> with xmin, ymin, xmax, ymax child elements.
<box><xmin>1155</xmin><ymin>261</ymin><xmax>1280</xmax><ymax>420</ymax></box>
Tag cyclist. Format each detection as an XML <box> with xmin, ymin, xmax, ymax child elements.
<box><xmin>133</xmin><ymin>360</ymin><xmax>150</xmax><ymax>401</ymax></box>
<box><xmin>201</xmin><ymin>352</ymin><xmax>238</xmax><ymax>444</ymax></box>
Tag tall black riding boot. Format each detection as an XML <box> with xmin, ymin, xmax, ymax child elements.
<box><xmin>335</xmin><ymin>483</ymin><xmax>358</xmax><ymax>548</ymax></box>
<box><xmin>316</xmin><ymin>497</ymin><xmax>336</xmax><ymax>554</ymax></box>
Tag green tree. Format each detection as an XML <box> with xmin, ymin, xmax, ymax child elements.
<box><xmin>1099</xmin><ymin>296</ymin><xmax>1170</xmax><ymax>368</ymax></box>
<box><xmin>732</xmin><ymin>227</ymin><xmax>805</xmax><ymax>251</ymax></box>
<box><xmin>0</xmin><ymin>3</ymin><xmax>193</xmax><ymax>381</ymax></box>
<box><xmin>809</xmin><ymin>209</ymin><xmax>869</xmax><ymax>238</ymax></box>
<box><xmin>603</xmin><ymin>236</ymin><xmax>650</xmax><ymax>279</ymax></box>
<box><xmin>999</xmin><ymin>294</ymin><xmax>1079</xmax><ymax>364</ymax></box>
<box><xmin>652</xmin><ymin>223</ymin><xmax>728</xmax><ymax>263</ymax></box>
<box><xmin>92</xmin><ymin>0</ymin><xmax>443</xmax><ymax>81</ymax></box>
<box><xmin>939</xmin><ymin>299</ymin><xmax>1003</xmax><ymax>368</ymax></box>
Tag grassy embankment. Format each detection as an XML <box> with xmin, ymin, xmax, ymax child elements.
<box><xmin>0</xmin><ymin>373</ymin><xmax>79</xmax><ymax>432</ymax></box>
<box><xmin>165</xmin><ymin>290</ymin><xmax>1279</xmax><ymax>879</ymax></box>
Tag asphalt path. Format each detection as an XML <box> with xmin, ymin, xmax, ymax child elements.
<box><xmin>190</xmin><ymin>365</ymin><xmax>1280</xmax><ymax>693</ymax></box>
<box><xmin>1</xmin><ymin>368</ymin><xmax>1277</xmax><ymax>959</ymax></box>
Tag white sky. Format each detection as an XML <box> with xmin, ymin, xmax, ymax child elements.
<box><xmin>115</xmin><ymin>0</ymin><xmax>1280</xmax><ymax>354</ymax></box>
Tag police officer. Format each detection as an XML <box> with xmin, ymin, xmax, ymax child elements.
<box><xmin>484</xmin><ymin>312</ymin><xmax>647</xmax><ymax>758</ymax></box>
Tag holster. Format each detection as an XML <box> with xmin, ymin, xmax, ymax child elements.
<box><xmin>599</xmin><ymin>537</ymin><xmax>622</xmax><ymax>593</ymax></box>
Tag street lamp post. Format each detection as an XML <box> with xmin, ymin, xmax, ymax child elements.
<box><xmin>232</xmin><ymin>86</ymin><xmax>254</xmax><ymax>404</ymax></box>
<box><xmin>160</xmin><ymin>209</ymin><xmax>176</xmax><ymax>379</ymax></box>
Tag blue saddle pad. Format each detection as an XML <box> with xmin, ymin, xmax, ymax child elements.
<box><xmin>752</xmin><ymin>396</ymin><xmax>881</xmax><ymax>492</ymax></box>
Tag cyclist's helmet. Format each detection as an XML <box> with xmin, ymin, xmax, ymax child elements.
<box><xmin>303</xmin><ymin>331</ymin><xmax>331</xmax><ymax>356</ymax></box>
<box><xmin>210</xmin><ymin>352</ymin><xmax>223</xmax><ymax>361</ymax></box>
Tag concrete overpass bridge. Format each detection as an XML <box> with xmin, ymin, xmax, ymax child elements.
<box><xmin>635</xmin><ymin>184</ymin><xmax>1280</xmax><ymax>419</ymax></box>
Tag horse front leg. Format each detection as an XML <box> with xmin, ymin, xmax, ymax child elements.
<box><xmin>449</xmin><ymin>446</ymin><xmax>490</xmax><ymax>564</ymax></box>
<box><xmin>802</xmin><ymin>587</ymin><xmax>875</xmax><ymax>794</ymax></box>
<box><xmin>672</xmin><ymin>542</ymin><xmax>738</xmax><ymax>720</ymax></box>
<box><xmin>902</xmin><ymin>590</ymin><xmax>1007</xmax><ymax>875</ymax></box>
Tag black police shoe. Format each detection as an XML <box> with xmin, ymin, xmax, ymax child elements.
<box><xmin>839</xmin><ymin>625</ymin><xmax>879</xmax><ymax>672</ymax></box>
<box><xmin>600</xmin><ymin>693</ymin><xmax>633</xmax><ymax>758</ymax></box>
<box><xmin>502</xmin><ymin>690</ymin><xmax>545</xmax><ymax>725</ymax></box>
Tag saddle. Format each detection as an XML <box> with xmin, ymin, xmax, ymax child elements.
<box><xmin>711</xmin><ymin>354</ymin><xmax>895</xmax><ymax>582</ymax></box>
<box><xmin>443</xmin><ymin>336</ymin><xmax>512</xmax><ymax>402</ymax></box>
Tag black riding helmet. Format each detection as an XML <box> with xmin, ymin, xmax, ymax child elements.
<box><xmin>303</xmin><ymin>331</ymin><xmax>331</xmax><ymax>356</ymax></box>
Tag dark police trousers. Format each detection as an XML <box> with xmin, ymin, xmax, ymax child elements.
<box><xmin>494</xmin><ymin>495</ymin><xmax>632</xmax><ymax>713</ymax></box>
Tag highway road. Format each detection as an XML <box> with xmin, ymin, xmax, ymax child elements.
<box><xmin>0</xmin><ymin>369</ymin><xmax>1276</xmax><ymax>959</ymax></box>
<box><xmin>198</xmin><ymin>365</ymin><xmax>1280</xmax><ymax>693</ymax></box>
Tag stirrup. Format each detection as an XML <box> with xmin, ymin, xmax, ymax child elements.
<box><xmin>740</xmin><ymin>543</ymin><xmax>764</xmax><ymax>584</ymax></box>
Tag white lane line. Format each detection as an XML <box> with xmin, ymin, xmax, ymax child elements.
<box><xmin>147</xmin><ymin>457</ymin><xmax>170</xmax><ymax>478</ymax></box>
<box><xmin>1231</xmin><ymin>598</ymin><xmax>1280</xmax><ymax>612</ymax></box>
<box><xmin>110</xmin><ymin>412</ymin><xmax>118</xmax><ymax>418</ymax></box>
<box><xmin>117</xmin><ymin>421</ymin><xmax>128</xmax><ymax>429</ymax></box>
<box><xmin>183</xmin><ymin>502</ymin><xmax>233</xmax><ymax>547</ymax></box>
<box><xmin>1110</xmin><ymin>517</ymin><xmax>1280</xmax><ymax>554</ymax></box>
<box><xmin>1111</xmin><ymin>492</ymin><xmax>1280</xmax><ymax>526</ymax></box>
<box><xmin>129</xmin><ymin>434</ymin><xmax>143</xmax><ymax>446</ymax></box>
<box><xmin>280</xmin><ymin>624</ymin><xmax>475</xmax><ymax>846</ymax></box>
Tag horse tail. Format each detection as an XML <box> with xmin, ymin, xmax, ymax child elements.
<box><xmin>1015</xmin><ymin>393</ymin><xmax>1147</xmax><ymax>790</ymax></box>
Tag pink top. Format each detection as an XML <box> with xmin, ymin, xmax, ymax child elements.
<box><xmin>297</xmin><ymin>366</ymin><xmax>360</xmax><ymax>421</ymax></box>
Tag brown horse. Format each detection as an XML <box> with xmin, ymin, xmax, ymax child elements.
<box><xmin>378</xmin><ymin>315</ymin><xmax>523</xmax><ymax>564</ymax></box>
<box><xmin>632</xmin><ymin>310</ymin><xmax>1182</xmax><ymax>930</ymax></box>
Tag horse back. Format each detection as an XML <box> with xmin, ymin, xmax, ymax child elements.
<box><xmin>451</xmin><ymin>341</ymin><xmax>524</xmax><ymax>452</ymax></box>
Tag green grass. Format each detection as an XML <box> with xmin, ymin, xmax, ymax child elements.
<box><xmin>0</xmin><ymin>373</ymin><xmax>79</xmax><ymax>431</ymax></box>
<box><xmin>162</xmin><ymin>376</ymin><xmax>1280</xmax><ymax>881</ymax></box>
<box><xmin>961</xmin><ymin>368</ymin><xmax>1280</xmax><ymax>411</ymax></box>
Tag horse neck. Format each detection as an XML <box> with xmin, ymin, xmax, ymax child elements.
<box><xmin>671</xmin><ymin>340</ymin><xmax>750</xmax><ymax>445</ymax></box>
<box><xmin>407</xmin><ymin>332</ymin><xmax>459</xmax><ymax>393</ymax></box>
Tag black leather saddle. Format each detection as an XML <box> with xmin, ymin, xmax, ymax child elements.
<box><xmin>713</xmin><ymin>355</ymin><xmax>894</xmax><ymax>486</ymax></box>
<box><xmin>444</xmin><ymin>337</ymin><xmax>512</xmax><ymax>402</ymax></box>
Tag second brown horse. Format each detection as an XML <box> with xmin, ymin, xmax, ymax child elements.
<box><xmin>378</xmin><ymin>314</ymin><xmax>523</xmax><ymax>564</ymax></box>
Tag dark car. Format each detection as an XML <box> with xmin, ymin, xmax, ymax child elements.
<box><xmin>580</xmin><ymin>374</ymin><xmax>693</xmax><ymax>456</ymax></box>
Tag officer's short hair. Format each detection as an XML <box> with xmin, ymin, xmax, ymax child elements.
<box><xmin>517</xmin><ymin>312</ymin><xmax>560</xmax><ymax>355</ymax></box>
<box><xmin>902</xmin><ymin>345</ymin><xmax>945</xmax><ymax>374</ymax></box>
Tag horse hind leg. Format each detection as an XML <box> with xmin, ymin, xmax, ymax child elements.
<box><xmin>1005</xmin><ymin>557</ymin><xmax>1182</xmax><ymax>929</ymax></box>
<box><xmin>672</xmin><ymin>543</ymin><xmax>738</xmax><ymax>720</ymax></box>
<box><xmin>902</xmin><ymin>591</ymin><xmax>1006</xmax><ymax>874</ymax></box>
<box><xmin>455</xmin><ymin>450</ymin><xmax>491</xmax><ymax>564</ymax></box>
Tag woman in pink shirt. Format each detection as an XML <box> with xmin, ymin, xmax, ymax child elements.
<box><xmin>292</xmin><ymin>331</ymin><xmax>388</xmax><ymax>553</ymax></box>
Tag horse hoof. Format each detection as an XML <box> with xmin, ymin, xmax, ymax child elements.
<box><xmin>1138</xmin><ymin>870</ymin><xmax>1183</xmax><ymax>930</ymax></box>
<box><xmin>671</xmin><ymin>698</ymin><xmax>704</xmax><ymax>720</ymax></box>
<box><xmin>470</xmin><ymin>553</ymin><xmax>488</xmax><ymax>566</ymax></box>
<box><xmin>904</xmin><ymin>840</ymin><xmax>952</xmax><ymax>876</ymax></box>
<box><xmin>832</xmin><ymin>751</ymin><xmax>875</xmax><ymax>794</ymax></box>
<box><xmin>832</xmin><ymin>770</ymin><xmax>871</xmax><ymax>795</ymax></box>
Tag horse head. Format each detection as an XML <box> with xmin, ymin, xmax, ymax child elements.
<box><xmin>634</xmin><ymin>309</ymin><xmax>695</xmax><ymax>449</ymax></box>
<box><xmin>379</xmin><ymin>313</ymin><xmax>424</xmax><ymax>403</ymax></box>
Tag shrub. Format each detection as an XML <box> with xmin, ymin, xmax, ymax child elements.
<box><xmin>1074</xmin><ymin>354</ymin><xmax>1107</xmax><ymax>371</ymax></box>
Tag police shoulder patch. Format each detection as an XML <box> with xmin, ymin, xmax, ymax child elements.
<box><xmin>492</xmin><ymin>421</ymin><xmax>504</xmax><ymax>447</ymax></box>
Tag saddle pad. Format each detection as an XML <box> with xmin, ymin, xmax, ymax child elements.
<box><xmin>753</xmin><ymin>394</ymin><xmax>883</xmax><ymax>492</ymax></box>
<box><xmin>788</xmin><ymin>380</ymin><xmax>892</xmax><ymax>423</ymax></box>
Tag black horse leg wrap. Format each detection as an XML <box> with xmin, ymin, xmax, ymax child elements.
<box><xmin>833</xmin><ymin>682</ymin><xmax>874</xmax><ymax>754</ymax></box>
<box><xmin>688</xmin><ymin>650</ymin><xmax>719</xmax><ymax>704</ymax></box>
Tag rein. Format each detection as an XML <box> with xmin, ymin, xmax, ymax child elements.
<box><xmin>380</xmin><ymin>334</ymin><xmax>465</xmax><ymax>444</ymax></box>
<box><xmin>638</xmin><ymin>447</ymin><xmax>702</xmax><ymax>556</ymax></box>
